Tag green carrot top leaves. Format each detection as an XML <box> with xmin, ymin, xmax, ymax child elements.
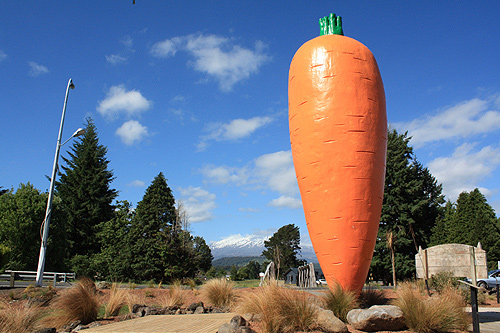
<box><xmin>319</xmin><ymin>13</ymin><xmax>344</xmax><ymax>36</ymax></box>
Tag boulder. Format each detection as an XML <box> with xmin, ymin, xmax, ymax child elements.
<box><xmin>218</xmin><ymin>315</ymin><xmax>255</xmax><ymax>333</ymax></box>
<box><xmin>347</xmin><ymin>305</ymin><xmax>406</xmax><ymax>332</ymax></box>
<box><xmin>194</xmin><ymin>305</ymin><xmax>205</xmax><ymax>314</ymax></box>
<box><xmin>315</xmin><ymin>308</ymin><xmax>348</xmax><ymax>333</ymax></box>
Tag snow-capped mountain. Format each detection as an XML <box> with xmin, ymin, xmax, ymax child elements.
<box><xmin>209</xmin><ymin>233</ymin><xmax>318</xmax><ymax>262</ymax></box>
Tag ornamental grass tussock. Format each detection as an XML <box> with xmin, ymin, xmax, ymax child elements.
<box><xmin>391</xmin><ymin>281</ymin><xmax>470</xmax><ymax>333</ymax></box>
<box><xmin>0</xmin><ymin>301</ymin><xmax>44</xmax><ymax>333</ymax></box>
<box><xmin>320</xmin><ymin>282</ymin><xmax>359</xmax><ymax>322</ymax></box>
<box><xmin>104</xmin><ymin>283</ymin><xmax>129</xmax><ymax>317</ymax></box>
<box><xmin>42</xmin><ymin>276</ymin><xmax>99</xmax><ymax>329</ymax></box>
<box><xmin>201</xmin><ymin>277</ymin><xmax>235</xmax><ymax>308</ymax></box>
<box><xmin>237</xmin><ymin>283</ymin><xmax>320</xmax><ymax>333</ymax></box>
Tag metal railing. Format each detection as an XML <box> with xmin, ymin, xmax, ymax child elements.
<box><xmin>0</xmin><ymin>270</ymin><xmax>75</xmax><ymax>288</ymax></box>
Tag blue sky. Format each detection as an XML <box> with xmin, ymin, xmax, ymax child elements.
<box><xmin>1</xmin><ymin>1</ymin><xmax>500</xmax><ymax>249</ymax></box>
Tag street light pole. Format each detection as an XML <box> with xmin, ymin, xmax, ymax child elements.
<box><xmin>35</xmin><ymin>78</ymin><xmax>80</xmax><ymax>287</ymax></box>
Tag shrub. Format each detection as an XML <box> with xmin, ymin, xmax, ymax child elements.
<box><xmin>392</xmin><ymin>282</ymin><xmax>470</xmax><ymax>333</ymax></box>
<box><xmin>43</xmin><ymin>277</ymin><xmax>99</xmax><ymax>328</ymax></box>
<box><xmin>321</xmin><ymin>282</ymin><xmax>359</xmax><ymax>322</ymax></box>
<box><xmin>104</xmin><ymin>283</ymin><xmax>128</xmax><ymax>317</ymax></box>
<box><xmin>0</xmin><ymin>301</ymin><xmax>44</xmax><ymax>332</ymax></box>
<box><xmin>201</xmin><ymin>278</ymin><xmax>235</xmax><ymax>308</ymax></box>
<box><xmin>429</xmin><ymin>271</ymin><xmax>460</xmax><ymax>293</ymax></box>
<box><xmin>237</xmin><ymin>284</ymin><xmax>319</xmax><ymax>333</ymax></box>
<box><xmin>358</xmin><ymin>288</ymin><xmax>388</xmax><ymax>308</ymax></box>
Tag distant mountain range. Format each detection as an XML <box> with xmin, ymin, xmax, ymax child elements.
<box><xmin>209</xmin><ymin>233</ymin><xmax>318</xmax><ymax>262</ymax></box>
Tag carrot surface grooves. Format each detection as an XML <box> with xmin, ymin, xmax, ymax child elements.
<box><xmin>288</xmin><ymin>14</ymin><xmax>387</xmax><ymax>292</ymax></box>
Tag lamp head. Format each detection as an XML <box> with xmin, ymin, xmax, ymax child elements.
<box><xmin>73</xmin><ymin>128</ymin><xmax>86</xmax><ymax>137</ymax></box>
<box><xmin>69</xmin><ymin>79</ymin><xmax>75</xmax><ymax>90</ymax></box>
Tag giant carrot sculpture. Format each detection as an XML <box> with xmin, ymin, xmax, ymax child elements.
<box><xmin>289</xmin><ymin>13</ymin><xmax>387</xmax><ymax>292</ymax></box>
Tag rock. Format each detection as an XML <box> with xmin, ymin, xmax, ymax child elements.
<box><xmin>73</xmin><ymin>324</ymin><xmax>86</xmax><ymax>331</ymax></box>
<box><xmin>88</xmin><ymin>322</ymin><xmax>102</xmax><ymax>328</ymax></box>
<box><xmin>347</xmin><ymin>305</ymin><xmax>406</xmax><ymax>332</ymax></box>
<box><xmin>194</xmin><ymin>305</ymin><xmax>205</xmax><ymax>314</ymax></box>
<box><xmin>218</xmin><ymin>323</ymin><xmax>236</xmax><ymax>333</ymax></box>
<box><xmin>315</xmin><ymin>308</ymin><xmax>348</xmax><ymax>333</ymax></box>
<box><xmin>187</xmin><ymin>301</ymin><xmax>204</xmax><ymax>311</ymax></box>
<box><xmin>218</xmin><ymin>315</ymin><xmax>255</xmax><ymax>333</ymax></box>
<box><xmin>175</xmin><ymin>308</ymin><xmax>182</xmax><ymax>315</ymax></box>
<box><xmin>230</xmin><ymin>315</ymin><xmax>248</xmax><ymax>327</ymax></box>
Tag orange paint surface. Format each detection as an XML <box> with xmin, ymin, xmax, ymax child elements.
<box><xmin>288</xmin><ymin>34</ymin><xmax>387</xmax><ymax>292</ymax></box>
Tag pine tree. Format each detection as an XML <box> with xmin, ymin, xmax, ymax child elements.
<box><xmin>262</xmin><ymin>224</ymin><xmax>305</xmax><ymax>277</ymax></box>
<box><xmin>433</xmin><ymin>189</ymin><xmax>500</xmax><ymax>270</ymax></box>
<box><xmin>370</xmin><ymin>130</ymin><xmax>444</xmax><ymax>283</ymax></box>
<box><xmin>129</xmin><ymin>172</ymin><xmax>176</xmax><ymax>282</ymax></box>
<box><xmin>56</xmin><ymin>117</ymin><xmax>117</xmax><ymax>263</ymax></box>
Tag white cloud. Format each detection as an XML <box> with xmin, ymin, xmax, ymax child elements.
<box><xmin>178</xmin><ymin>186</ymin><xmax>217</xmax><ymax>223</ymax></box>
<box><xmin>28</xmin><ymin>61</ymin><xmax>49</xmax><ymax>76</ymax></box>
<box><xmin>254</xmin><ymin>150</ymin><xmax>298</xmax><ymax>196</ymax></box>
<box><xmin>115</xmin><ymin>120</ymin><xmax>148</xmax><ymax>145</ymax></box>
<box><xmin>200</xmin><ymin>150</ymin><xmax>301</xmax><ymax>209</ymax></box>
<box><xmin>97</xmin><ymin>85</ymin><xmax>151</xmax><ymax>118</ymax></box>
<box><xmin>198</xmin><ymin>116</ymin><xmax>273</xmax><ymax>150</ymax></box>
<box><xmin>396</xmin><ymin>98</ymin><xmax>500</xmax><ymax>147</ymax></box>
<box><xmin>268</xmin><ymin>195</ymin><xmax>302</xmax><ymax>209</ymax></box>
<box><xmin>151</xmin><ymin>34</ymin><xmax>270</xmax><ymax>91</ymax></box>
<box><xmin>105</xmin><ymin>54</ymin><xmax>127</xmax><ymax>64</ymax></box>
<box><xmin>0</xmin><ymin>50</ymin><xmax>6</xmax><ymax>62</ymax></box>
<box><xmin>428</xmin><ymin>143</ymin><xmax>500</xmax><ymax>200</ymax></box>
<box><xmin>120</xmin><ymin>35</ymin><xmax>133</xmax><ymax>48</ymax></box>
<box><xmin>127</xmin><ymin>180</ymin><xmax>145</xmax><ymax>187</ymax></box>
<box><xmin>200</xmin><ymin>164</ymin><xmax>248</xmax><ymax>185</ymax></box>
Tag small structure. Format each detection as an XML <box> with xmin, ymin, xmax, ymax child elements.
<box><xmin>286</xmin><ymin>263</ymin><xmax>325</xmax><ymax>288</ymax></box>
<box><xmin>284</xmin><ymin>268</ymin><xmax>299</xmax><ymax>285</ymax></box>
<box><xmin>415</xmin><ymin>243</ymin><xmax>487</xmax><ymax>280</ymax></box>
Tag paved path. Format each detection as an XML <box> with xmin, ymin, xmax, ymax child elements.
<box><xmin>470</xmin><ymin>307</ymin><xmax>500</xmax><ymax>333</ymax></box>
<box><xmin>84</xmin><ymin>313</ymin><xmax>236</xmax><ymax>333</ymax></box>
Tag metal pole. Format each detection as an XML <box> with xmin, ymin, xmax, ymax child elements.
<box><xmin>35</xmin><ymin>78</ymin><xmax>75</xmax><ymax>287</ymax></box>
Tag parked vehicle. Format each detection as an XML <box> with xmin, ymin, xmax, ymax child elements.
<box><xmin>475</xmin><ymin>269</ymin><xmax>500</xmax><ymax>290</ymax></box>
<box><xmin>316</xmin><ymin>279</ymin><xmax>327</xmax><ymax>285</ymax></box>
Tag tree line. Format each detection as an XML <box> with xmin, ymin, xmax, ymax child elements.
<box><xmin>1</xmin><ymin>119</ymin><xmax>499</xmax><ymax>285</ymax></box>
<box><xmin>0</xmin><ymin>118</ymin><xmax>212</xmax><ymax>283</ymax></box>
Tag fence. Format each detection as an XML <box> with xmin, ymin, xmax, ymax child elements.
<box><xmin>0</xmin><ymin>270</ymin><xmax>76</xmax><ymax>288</ymax></box>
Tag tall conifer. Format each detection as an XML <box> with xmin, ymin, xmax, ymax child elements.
<box><xmin>56</xmin><ymin>117</ymin><xmax>117</xmax><ymax>262</ymax></box>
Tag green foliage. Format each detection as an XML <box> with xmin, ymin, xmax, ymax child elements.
<box><xmin>212</xmin><ymin>256</ymin><xmax>265</xmax><ymax>268</ymax></box>
<box><xmin>262</xmin><ymin>224</ymin><xmax>305</xmax><ymax>278</ymax></box>
<box><xmin>370</xmin><ymin>130</ymin><xmax>445</xmax><ymax>283</ymax></box>
<box><xmin>57</xmin><ymin>117</ymin><xmax>117</xmax><ymax>262</ymax></box>
<box><xmin>93</xmin><ymin>200</ymin><xmax>134</xmax><ymax>281</ymax></box>
<box><xmin>0</xmin><ymin>183</ymin><xmax>67</xmax><ymax>271</ymax></box>
<box><xmin>430</xmin><ymin>188</ymin><xmax>500</xmax><ymax>270</ymax></box>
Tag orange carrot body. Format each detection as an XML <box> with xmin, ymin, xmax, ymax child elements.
<box><xmin>289</xmin><ymin>32</ymin><xmax>387</xmax><ymax>292</ymax></box>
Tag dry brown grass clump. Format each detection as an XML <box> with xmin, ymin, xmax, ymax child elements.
<box><xmin>392</xmin><ymin>282</ymin><xmax>470</xmax><ymax>333</ymax></box>
<box><xmin>0</xmin><ymin>301</ymin><xmax>44</xmax><ymax>333</ymax></box>
<box><xmin>237</xmin><ymin>284</ymin><xmax>319</xmax><ymax>333</ymax></box>
<box><xmin>320</xmin><ymin>282</ymin><xmax>359</xmax><ymax>322</ymax></box>
<box><xmin>104</xmin><ymin>283</ymin><xmax>129</xmax><ymax>317</ymax></box>
<box><xmin>158</xmin><ymin>284</ymin><xmax>186</xmax><ymax>307</ymax></box>
<box><xmin>201</xmin><ymin>278</ymin><xmax>235</xmax><ymax>308</ymax></box>
<box><xmin>43</xmin><ymin>277</ymin><xmax>99</xmax><ymax>328</ymax></box>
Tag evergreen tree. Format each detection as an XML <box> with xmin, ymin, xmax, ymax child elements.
<box><xmin>94</xmin><ymin>200</ymin><xmax>134</xmax><ymax>281</ymax></box>
<box><xmin>431</xmin><ymin>189</ymin><xmax>500</xmax><ymax>270</ymax></box>
<box><xmin>262</xmin><ymin>224</ymin><xmax>305</xmax><ymax>277</ymax></box>
<box><xmin>129</xmin><ymin>172</ymin><xmax>176</xmax><ymax>282</ymax></box>
<box><xmin>56</xmin><ymin>117</ymin><xmax>117</xmax><ymax>263</ymax></box>
<box><xmin>370</xmin><ymin>130</ymin><xmax>445</xmax><ymax>283</ymax></box>
<box><xmin>0</xmin><ymin>183</ymin><xmax>67</xmax><ymax>271</ymax></box>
